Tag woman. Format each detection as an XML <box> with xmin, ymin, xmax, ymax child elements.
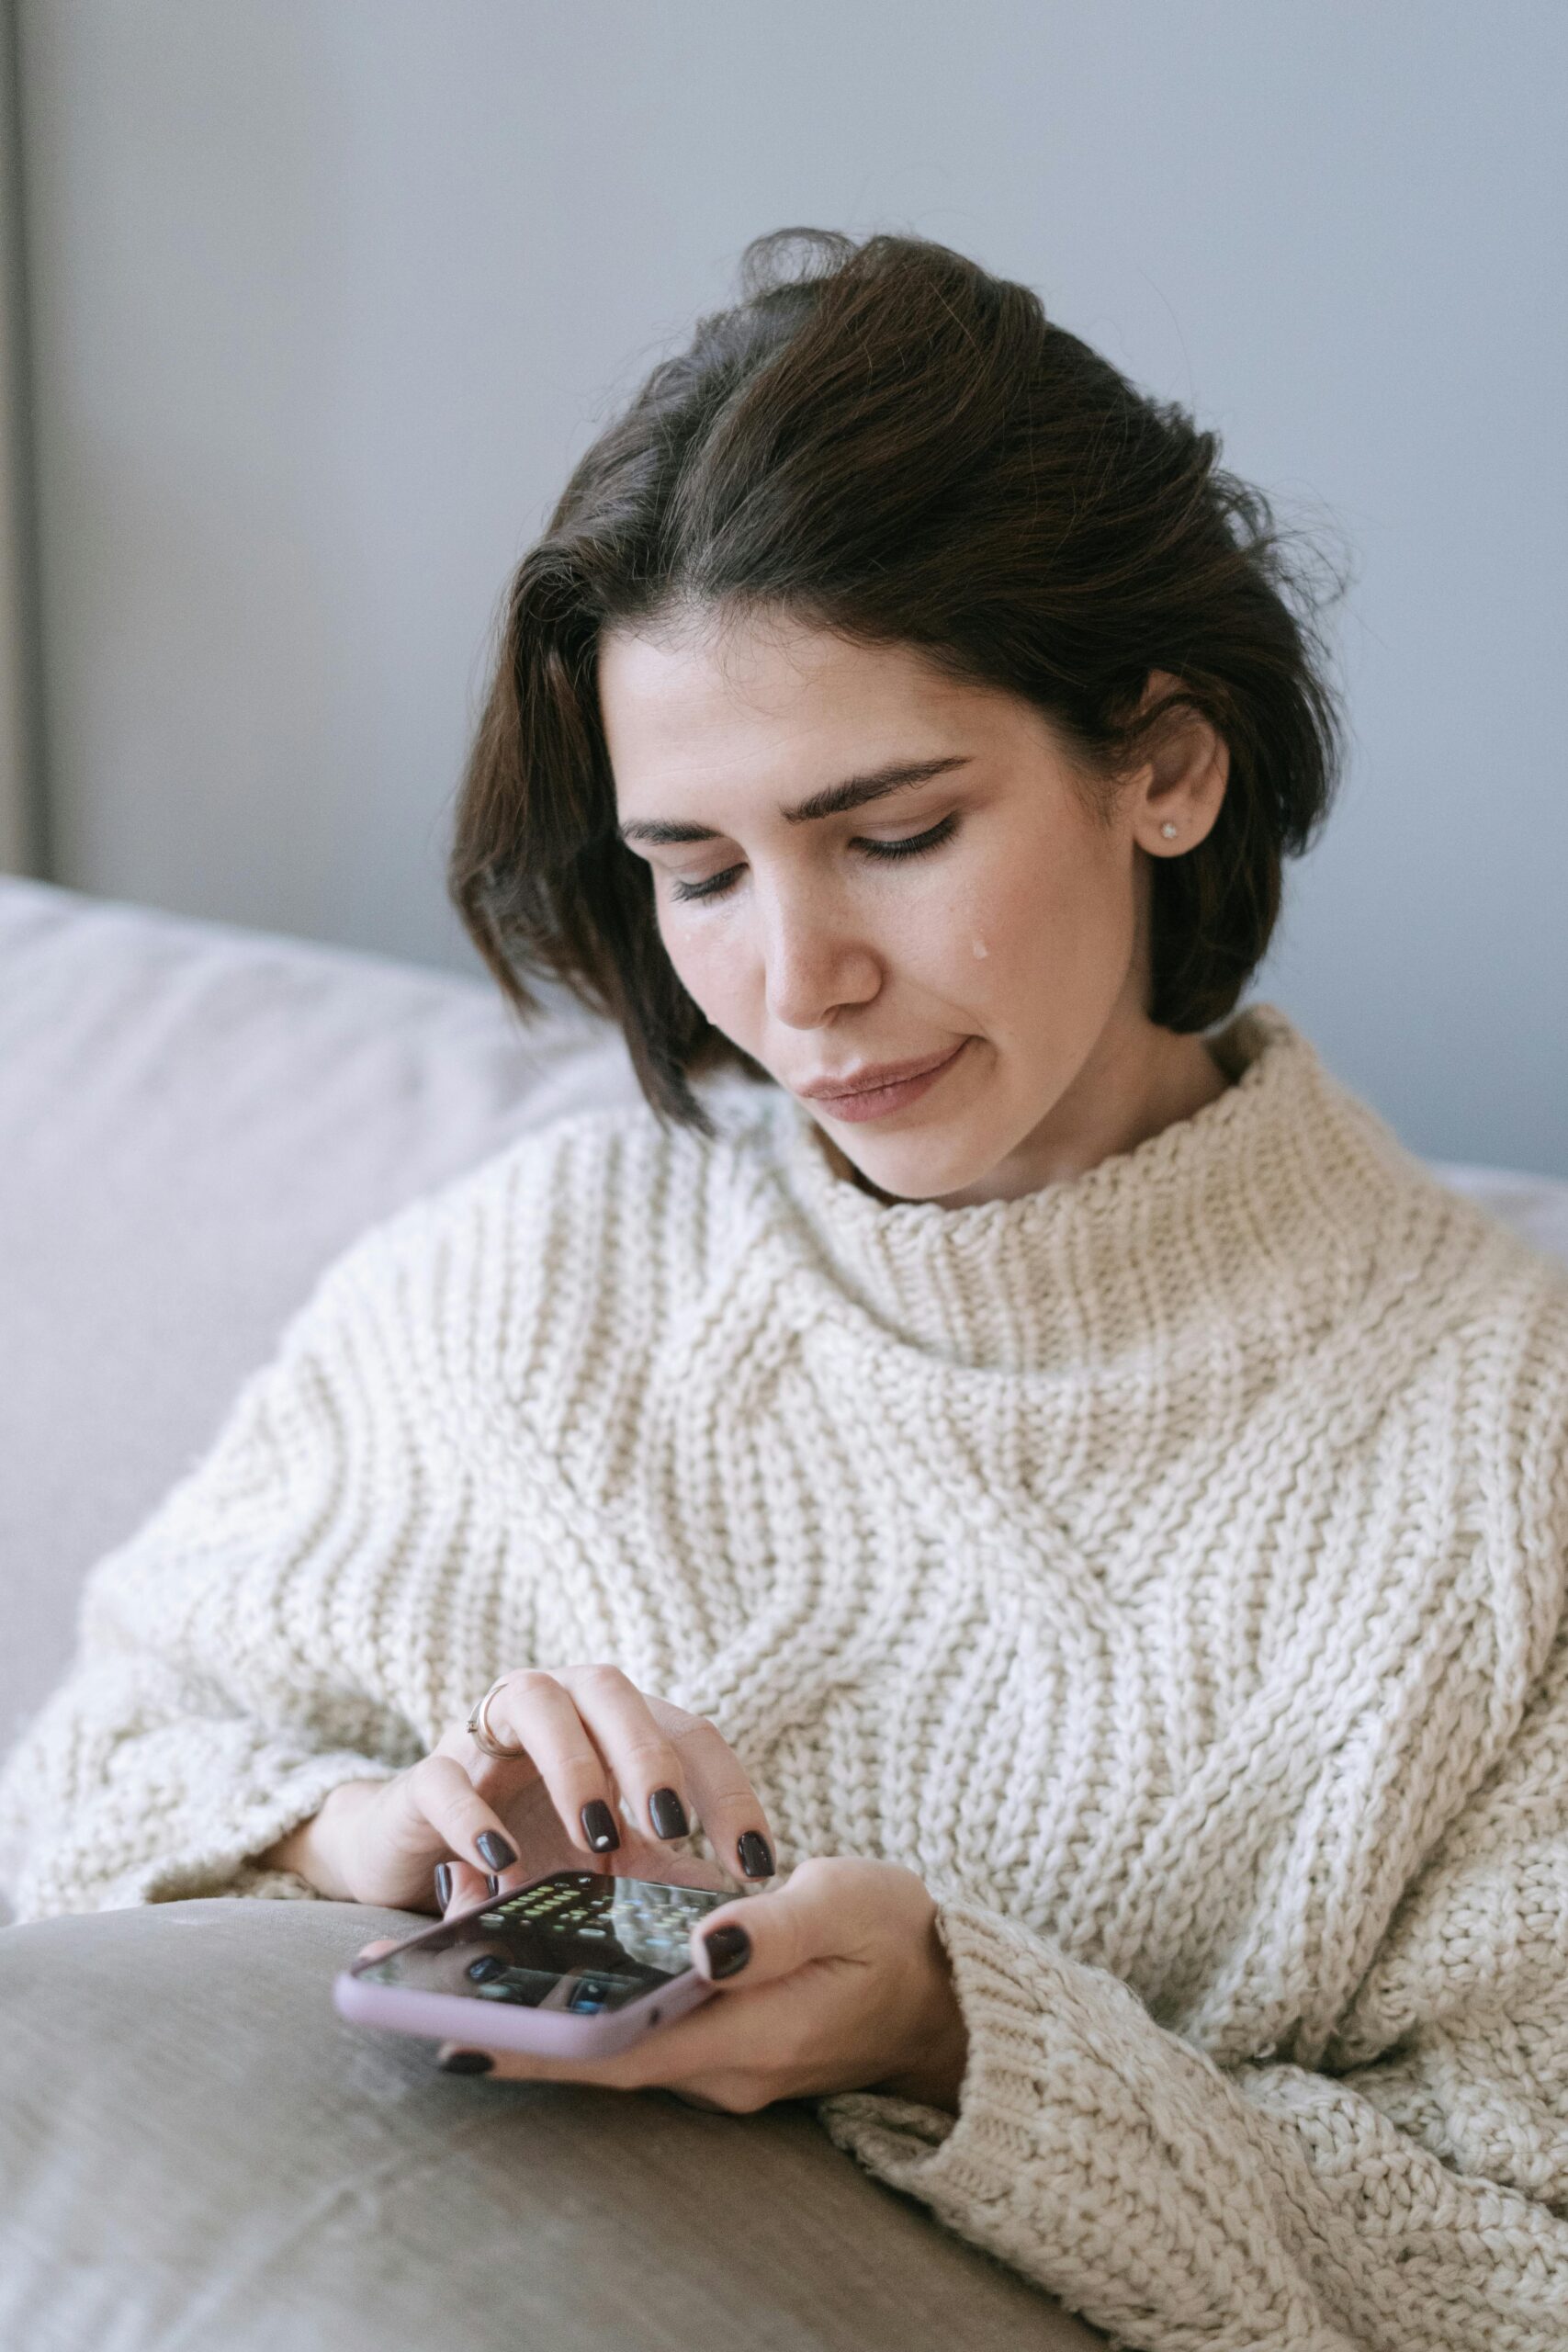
<box><xmin>4</xmin><ymin>229</ymin><xmax>1566</xmax><ymax>2350</ymax></box>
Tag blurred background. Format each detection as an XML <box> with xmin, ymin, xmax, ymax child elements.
<box><xmin>0</xmin><ymin>0</ymin><xmax>1562</xmax><ymax>1171</ymax></box>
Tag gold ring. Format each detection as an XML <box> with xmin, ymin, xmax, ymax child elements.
<box><xmin>466</xmin><ymin>1676</ymin><xmax>527</xmax><ymax>1759</ymax></box>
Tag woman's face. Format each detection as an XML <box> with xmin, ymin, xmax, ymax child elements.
<box><xmin>602</xmin><ymin>609</ymin><xmax>1226</xmax><ymax>1206</ymax></box>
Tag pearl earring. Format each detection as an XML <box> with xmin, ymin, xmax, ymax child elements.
<box><xmin>1159</xmin><ymin>822</ymin><xmax>1179</xmax><ymax>839</ymax></box>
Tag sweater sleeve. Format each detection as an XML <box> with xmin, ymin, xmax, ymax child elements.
<box><xmin>0</xmin><ymin>1218</ymin><xmax>443</xmax><ymax>1923</ymax></box>
<box><xmin>820</xmin><ymin>1612</ymin><xmax>1568</xmax><ymax>2352</ymax></box>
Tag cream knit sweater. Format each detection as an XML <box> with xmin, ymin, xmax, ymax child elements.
<box><xmin>5</xmin><ymin>1002</ymin><xmax>1568</xmax><ymax>2351</ymax></box>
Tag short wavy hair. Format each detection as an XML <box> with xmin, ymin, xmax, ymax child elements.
<box><xmin>450</xmin><ymin>227</ymin><xmax>1343</xmax><ymax>1126</ymax></box>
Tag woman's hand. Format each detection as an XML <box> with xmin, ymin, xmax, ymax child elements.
<box><xmin>365</xmin><ymin>1856</ymin><xmax>970</xmax><ymax>2116</ymax></box>
<box><xmin>271</xmin><ymin>1665</ymin><xmax>775</xmax><ymax>1912</ymax></box>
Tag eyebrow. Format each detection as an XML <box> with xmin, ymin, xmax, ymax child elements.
<box><xmin>615</xmin><ymin>755</ymin><xmax>974</xmax><ymax>846</ymax></box>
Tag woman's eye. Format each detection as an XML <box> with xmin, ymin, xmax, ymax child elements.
<box><xmin>860</xmin><ymin>818</ymin><xmax>959</xmax><ymax>875</ymax></box>
<box><xmin>667</xmin><ymin>813</ymin><xmax>958</xmax><ymax>904</ymax></box>
<box><xmin>670</xmin><ymin>864</ymin><xmax>743</xmax><ymax>903</ymax></box>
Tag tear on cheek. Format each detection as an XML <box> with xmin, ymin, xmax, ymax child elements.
<box><xmin>971</xmin><ymin>938</ymin><xmax>989</xmax><ymax>960</ymax></box>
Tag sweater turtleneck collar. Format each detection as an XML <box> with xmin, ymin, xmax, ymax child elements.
<box><xmin>755</xmin><ymin>1001</ymin><xmax>1437</xmax><ymax>1378</ymax></box>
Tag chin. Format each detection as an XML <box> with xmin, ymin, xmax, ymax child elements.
<box><xmin>829</xmin><ymin>1121</ymin><xmax>1009</xmax><ymax>1206</ymax></box>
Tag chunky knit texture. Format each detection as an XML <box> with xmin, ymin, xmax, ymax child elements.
<box><xmin>5</xmin><ymin>1002</ymin><xmax>1568</xmax><ymax>2350</ymax></box>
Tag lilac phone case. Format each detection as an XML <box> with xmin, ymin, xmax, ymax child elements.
<box><xmin>333</xmin><ymin>1882</ymin><xmax>720</xmax><ymax>2057</ymax></box>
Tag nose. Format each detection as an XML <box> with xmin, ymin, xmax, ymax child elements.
<box><xmin>760</xmin><ymin>878</ymin><xmax>881</xmax><ymax>1031</ymax></box>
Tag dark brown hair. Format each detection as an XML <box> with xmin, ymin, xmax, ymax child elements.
<box><xmin>450</xmin><ymin>227</ymin><xmax>1343</xmax><ymax>1126</ymax></box>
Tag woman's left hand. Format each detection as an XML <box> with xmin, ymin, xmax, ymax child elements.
<box><xmin>358</xmin><ymin>1855</ymin><xmax>968</xmax><ymax>2113</ymax></box>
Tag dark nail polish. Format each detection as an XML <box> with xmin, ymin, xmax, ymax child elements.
<box><xmin>581</xmin><ymin>1800</ymin><xmax>621</xmax><ymax>1853</ymax></box>
<box><xmin>476</xmin><ymin>1830</ymin><xmax>517</xmax><ymax>1871</ymax></box>
<box><xmin>484</xmin><ymin>1873</ymin><xmax>500</xmax><ymax>1897</ymax></box>
<box><xmin>737</xmin><ymin>1830</ymin><xmax>773</xmax><ymax>1880</ymax></box>
<box><xmin>434</xmin><ymin>1861</ymin><xmax>454</xmax><ymax>1909</ymax></box>
<box><xmin>440</xmin><ymin>2048</ymin><xmax>494</xmax><ymax>2075</ymax></box>
<box><xmin>704</xmin><ymin>1924</ymin><xmax>751</xmax><ymax>1980</ymax></box>
<box><xmin>649</xmin><ymin>1787</ymin><xmax>689</xmax><ymax>1840</ymax></box>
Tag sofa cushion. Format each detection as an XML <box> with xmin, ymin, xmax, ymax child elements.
<box><xmin>1423</xmin><ymin>1159</ymin><xmax>1568</xmax><ymax>1265</ymax></box>
<box><xmin>0</xmin><ymin>1894</ymin><xmax>1102</xmax><ymax>2350</ymax></box>
<box><xmin>0</xmin><ymin>877</ymin><xmax>644</xmax><ymax>1757</ymax></box>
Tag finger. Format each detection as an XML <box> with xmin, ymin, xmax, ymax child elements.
<box><xmin>355</xmin><ymin>1939</ymin><xmax>400</xmax><ymax>1962</ymax></box>
<box><xmin>482</xmin><ymin>1670</ymin><xmax>626</xmax><ymax>1860</ymax></box>
<box><xmin>431</xmin><ymin>2037</ymin><xmax>652</xmax><ymax>2088</ymax></box>
<box><xmin>555</xmin><ymin>1666</ymin><xmax>695</xmax><ymax>1848</ymax></box>
<box><xmin>689</xmin><ymin>1857</ymin><xmax>853</xmax><ymax>1989</ymax></box>
<box><xmin>405</xmin><ymin>1752</ymin><xmax>522</xmax><ymax>1880</ymax></box>
<box><xmin>434</xmin><ymin>1713</ymin><xmax>544</xmax><ymax>1802</ymax></box>
<box><xmin>479</xmin><ymin>1775</ymin><xmax>600</xmax><ymax>1883</ymax></box>
<box><xmin>433</xmin><ymin>1855</ymin><xmax>495</xmax><ymax>1917</ymax></box>
<box><xmin>655</xmin><ymin>1703</ymin><xmax>775</xmax><ymax>1883</ymax></box>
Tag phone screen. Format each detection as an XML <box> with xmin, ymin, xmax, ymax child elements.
<box><xmin>354</xmin><ymin>1870</ymin><xmax>730</xmax><ymax>2015</ymax></box>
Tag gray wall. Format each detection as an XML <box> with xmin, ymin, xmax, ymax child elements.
<box><xmin>15</xmin><ymin>0</ymin><xmax>1568</xmax><ymax>1172</ymax></box>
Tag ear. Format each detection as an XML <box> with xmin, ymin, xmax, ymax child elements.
<box><xmin>1125</xmin><ymin>671</ymin><xmax>1228</xmax><ymax>859</ymax></box>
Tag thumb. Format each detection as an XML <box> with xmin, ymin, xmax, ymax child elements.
<box><xmin>689</xmin><ymin>1856</ymin><xmax>852</xmax><ymax>1989</ymax></box>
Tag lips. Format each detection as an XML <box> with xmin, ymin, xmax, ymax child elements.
<box><xmin>793</xmin><ymin>1040</ymin><xmax>970</xmax><ymax>1123</ymax></box>
<box><xmin>795</xmin><ymin>1046</ymin><xmax>961</xmax><ymax>1102</ymax></box>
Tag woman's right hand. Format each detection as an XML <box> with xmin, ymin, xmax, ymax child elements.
<box><xmin>290</xmin><ymin>1666</ymin><xmax>777</xmax><ymax>1915</ymax></box>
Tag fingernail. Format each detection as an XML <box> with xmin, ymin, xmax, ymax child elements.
<box><xmin>703</xmin><ymin>1924</ymin><xmax>751</xmax><ymax>1980</ymax></box>
<box><xmin>434</xmin><ymin>1861</ymin><xmax>454</xmax><ymax>1909</ymax></box>
<box><xmin>737</xmin><ymin>1830</ymin><xmax>773</xmax><ymax>1880</ymax></box>
<box><xmin>476</xmin><ymin>1830</ymin><xmax>517</xmax><ymax>1870</ymax></box>
<box><xmin>581</xmin><ymin>1800</ymin><xmax>621</xmax><ymax>1853</ymax></box>
<box><xmin>484</xmin><ymin>1873</ymin><xmax>500</xmax><ymax>1897</ymax></box>
<box><xmin>649</xmin><ymin>1787</ymin><xmax>689</xmax><ymax>1840</ymax></box>
<box><xmin>440</xmin><ymin>2048</ymin><xmax>494</xmax><ymax>2075</ymax></box>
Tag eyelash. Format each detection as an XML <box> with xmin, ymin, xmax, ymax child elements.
<box><xmin>669</xmin><ymin>813</ymin><xmax>960</xmax><ymax>904</ymax></box>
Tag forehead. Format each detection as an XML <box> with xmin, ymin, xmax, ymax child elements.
<box><xmin>599</xmin><ymin>614</ymin><xmax>1005</xmax><ymax>813</ymax></box>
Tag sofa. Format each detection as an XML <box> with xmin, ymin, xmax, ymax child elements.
<box><xmin>4</xmin><ymin>873</ymin><xmax>1565</xmax><ymax>2352</ymax></box>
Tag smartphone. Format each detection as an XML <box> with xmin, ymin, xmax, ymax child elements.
<box><xmin>333</xmin><ymin>1867</ymin><xmax>732</xmax><ymax>2057</ymax></box>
